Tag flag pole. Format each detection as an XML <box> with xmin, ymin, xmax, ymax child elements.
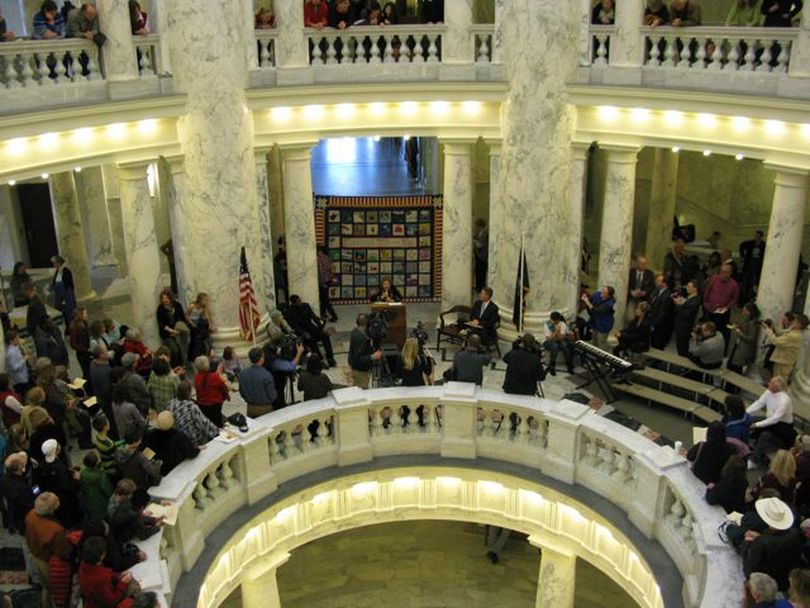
<box><xmin>518</xmin><ymin>233</ymin><xmax>525</xmax><ymax>335</ymax></box>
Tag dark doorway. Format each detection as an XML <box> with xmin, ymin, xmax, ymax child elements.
<box><xmin>17</xmin><ymin>183</ymin><xmax>59</xmax><ymax>268</ymax></box>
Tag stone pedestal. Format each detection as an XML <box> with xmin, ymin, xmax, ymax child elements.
<box><xmin>444</xmin><ymin>0</ymin><xmax>474</xmax><ymax>65</ymax></box>
<box><xmin>242</xmin><ymin>553</ymin><xmax>290</xmax><ymax>608</ymax></box>
<box><xmin>492</xmin><ymin>0</ymin><xmax>580</xmax><ymax>331</ymax></box>
<box><xmin>644</xmin><ymin>148</ymin><xmax>679</xmax><ymax>273</ymax></box>
<box><xmin>255</xmin><ymin>149</ymin><xmax>275</xmax><ymax>314</ymax></box>
<box><xmin>441</xmin><ymin>141</ymin><xmax>474</xmax><ymax>311</ymax></box>
<box><xmin>50</xmin><ymin>172</ymin><xmax>96</xmax><ymax>303</ymax></box>
<box><xmin>486</xmin><ymin>141</ymin><xmax>502</xmax><ymax>294</ymax></box>
<box><xmin>597</xmin><ymin>145</ymin><xmax>640</xmax><ymax>325</ymax></box>
<box><xmin>757</xmin><ymin>165</ymin><xmax>809</xmax><ymax>324</ymax></box>
<box><xmin>167</xmin><ymin>0</ymin><xmax>263</xmax><ymax>331</ymax></box>
<box><xmin>118</xmin><ymin>162</ymin><xmax>162</xmax><ymax>348</ymax></box>
<box><xmin>281</xmin><ymin>144</ymin><xmax>319</xmax><ymax>308</ymax></box>
<box><xmin>96</xmin><ymin>0</ymin><xmax>139</xmax><ymax>81</ymax></box>
<box><xmin>75</xmin><ymin>166</ymin><xmax>117</xmax><ymax>268</ymax></box>
<box><xmin>567</xmin><ymin>143</ymin><xmax>590</xmax><ymax>315</ymax></box>
<box><xmin>610</xmin><ymin>0</ymin><xmax>644</xmax><ymax>67</ymax></box>
<box><xmin>530</xmin><ymin>541</ymin><xmax>576</xmax><ymax>608</ymax></box>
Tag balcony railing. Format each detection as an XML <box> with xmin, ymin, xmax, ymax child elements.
<box><xmin>134</xmin><ymin>34</ymin><xmax>163</xmax><ymax>77</ymax></box>
<box><xmin>305</xmin><ymin>25</ymin><xmax>445</xmax><ymax>65</ymax></box>
<box><xmin>590</xmin><ymin>24</ymin><xmax>615</xmax><ymax>66</ymax></box>
<box><xmin>255</xmin><ymin>30</ymin><xmax>277</xmax><ymax>69</ymax></box>
<box><xmin>470</xmin><ymin>24</ymin><xmax>495</xmax><ymax>64</ymax></box>
<box><xmin>0</xmin><ymin>38</ymin><xmax>101</xmax><ymax>88</ymax></box>
<box><xmin>136</xmin><ymin>385</ymin><xmax>740</xmax><ymax>608</ymax></box>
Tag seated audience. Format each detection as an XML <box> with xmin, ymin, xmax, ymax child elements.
<box><xmin>79</xmin><ymin>451</ymin><xmax>114</xmax><ymax>522</ymax></box>
<box><xmin>581</xmin><ymin>285</ymin><xmax>615</xmax><ymax>349</ymax></box>
<box><xmin>169</xmin><ymin>381</ymin><xmax>220</xmax><ymax>446</ymax></box>
<box><xmin>705</xmin><ymin>455</ymin><xmax>747</xmax><ymax>514</ymax></box>
<box><xmin>689</xmin><ymin>321</ymin><xmax>725</xmax><ymax>369</ymax></box>
<box><xmin>145</xmin><ymin>411</ymin><xmax>199</xmax><ymax>475</ymax></box>
<box><xmin>747</xmin><ymin>376</ymin><xmax>796</xmax><ymax>468</ymax></box>
<box><xmin>33</xmin><ymin>0</ymin><xmax>66</xmax><ymax>39</ymax></box>
<box><xmin>286</xmin><ymin>294</ymin><xmax>337</xmax><ymax>368</ymax></box>
<box><xmin>194</xmin><ymin>355</ymin><xmax>229</xmax><ymax>427</ymax></box>
<box><xmin>502</xmin><ymin>334</ymin><xmax>545</xmax><ymax>396</ymax></box>
<box><xmin>305</xmin><ymin>0</ymin><xmax>330</xmax><ymax>28</ymax></box>
<box><xmin>543</xmin><ymin>312</ymin><xmax>573</xmax><ymax>376</ymax></box>
<box><xmin>452</xmin><ymin>335</ymin><xmax>490</xmax><ymax>385</ymax></box>
<box><xmin>686</xmin><ymin>421</ymin><xmax>736</xmax><ymax>485</ymax></box>
<box><xmin>613</xmin><ymin>302</ymin><xmax>651</xmax><ymax>358</ymax></box>
<box><xmin>469</xmin><ymin>287</ymin><xmax>500</xmax><ymax>346</ymax></box>
<box><xmin>255</xmin><ymin>6</ymin><xmax>276</xmax><ymax>29</ymax></box>
<box><xmin>727</xmin><ymin>302</ymin><xmax>760</xmax><ymax>375</ymax></box>
<box><xmin>129</xmin><ymin>0</ymin><xmax>149</xmax><ymax>34</ymax></box>
<box><xmin>762</xmin><ymin>312</ymin><xmax>808</xmax><ymax>382</ymax></box>
<box><xmin>722</xmin><ymin>395</ymin><xmax>754</xmax><ymax>445</ymax></box>
<box><xmin>750</xmin><ymin>449</ymin><xmax>798</xmax><ymax>506</ymax></box>
<box><xmin>741</xmin><ymin>497</ymin><xmax>803</xmax><ymax>591</ymax></box>
<box><xmin>297</xmin><ymin>354</ymin><xmax>334</xmax><ymax>401</ymax></box>
<box><xmin>113</xmin><ymin>429</ymin><xmax>162</xmax><ymax>490</ymax></box>
<box><xmin>238</xmin><ymin>349</ymin><xmax>278</xmax><ymax>418</ymax></box>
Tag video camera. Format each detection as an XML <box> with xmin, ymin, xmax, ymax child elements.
<box><xmin>368</xmin><ymin>309</ymin><xmax>396</xmax><ymax>344</ymax></box>
<box><xmin>277</xmin><ymin>333</ymin><xmax>303</xmax><ymax>361</ymax></box>
<box><xmin>411</xmin><ymin>321</ymin><xmax>429</xmax><ymax>347</ymax></box>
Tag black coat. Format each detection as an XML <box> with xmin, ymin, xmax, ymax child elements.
<box><xmin>628</xmin><ymin>268</ymin><xmax>655</xmax><ymax>302</ymax></box>
<box><xmin>743</xmin><ymin>527</ymin><xmax>804</xmax><ymax>590</ymax></box>
<box><xmin>472</xmin><ymin>300</ymin><xmax>500</xmax><ymax>343</ymax></box>
<box><xmin>687</xmin><ymin>440</ymin><xmax>736</xmax><ymax>485</ymax></box>
<box><xmin>502</xmin><ymin>348</ymin><xmax>545</xmax><ymax>396</ymax></box>
<box><xmin>0</xmin><ymin>473</ymin><xmax>35</xmax><ymax>533</ymax></box>
<box><xmin>145</xmin><ymin>428</ymin><xmax>199</xmax><ymax>476</ymax></box>
<box><xmin>673</xmin><ymin>295</ymin><xmax>700</xmax><ymax>337</ymax></box>
<box><xmin>705</xmin><ymin>474</ymin><xmax>747</xmax><ymax>514</ymax></box>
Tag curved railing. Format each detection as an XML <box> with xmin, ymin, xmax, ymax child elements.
<box><xmin>130</xmin><ymin>384</ymin><xmax>741</xmax><ymax>608</ymax></box>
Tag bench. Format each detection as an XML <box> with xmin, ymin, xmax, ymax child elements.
<box><xmin>616</xmin><ymin>382</ymin><xmax>721</xmax><ymax>423</ymax></box>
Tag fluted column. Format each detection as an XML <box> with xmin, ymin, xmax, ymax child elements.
<box><xmin>274</xmin><ymin>0</ymin><xmax>308</xmax><ymax>77</ymax></box>
<box><xmin>444</xmin><ymin>0</ymin><xmax>474</xmax><ymax>64</ymax></box>
<box><xmin>567</xmin><ymin>143</ymin><xmax>590</xmax><ymax>315</ymax></box>
<box><xmin>255</xmin><ymin>148</ymin><xmax>276</xmax><ymax>313</ymax></box>
<box><xmin>101</xmin><ymin>164</ymin><xmax>128</xmax><ymax>274</ymax></box>
<box><xmin>241</xmin><ymin>553</ymin><xmax>290</xmax><ymax>608</ymax></box>
<box><xmin>493</xmin><ymin>0</ymin><xmax>580</xmax><ymax>332</ymax></box>
<box><xmin>75</xmin><ymin>166</ymin><xmax>117</xmax><ymax>268</ymax></box>
<box><xmin>597</xmin><ymin>145</ymin><xmax>640</xmax><ymax>324</ymax></box>
<box><xmin>486</xmin><ymin>140</ymin><xmax>502</xmax><ymax>292</ymax></box>
<box><xmin>611</xmin><ymin>0</ymin><xmax>644</xmax><ymax>67</ymax></box>
<box><xmin>167</xmin><ymin>0</ymin><xmax>262</xmax><ymax>331</ymax></box>
<box><xmin>117</xmin><ymin>162</ymin><xmax>162</xmax><ymax>348</ymax></box>
<box><xmin>161</xmin><ymin>157</ymin><xmax>194</xmax><ymax>304</ymax></box>
<box><xmin>644</xmin><ymin>148</ymin><xmax>679</xmax><ymax>273</ymax></box>
<box><xmin>757</xmin><ymin>165</ymin><xmax>809</xmax><ymax>324</ymax></box>
<box><xmin>530</xmin><ymin>540</ymin><xmax>576</xmax><ymax>608</ymax></box>
<box><xmin>50</xmin><ymin>172</ymin><xmax>96</xmax><ymax>303</ymax></box>
<box><xmin>96</xmin><ymin>0</ymin><xmax>139</xmax><ymax>81</ymax></box>
<box><xmin>281</xmin><ymin>143</ymin><xmax>319</xmax><ymax>307</ymax></box>
<box><xmin>441</xmin><ymin>141</ymin><xmax>474</xmax><ymax>311</ymax></box>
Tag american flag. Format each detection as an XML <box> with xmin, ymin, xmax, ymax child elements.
<box><xmin>238</xmin><ymin>246</ymin><xmax>260</xmax><ymax>342</ymax></box>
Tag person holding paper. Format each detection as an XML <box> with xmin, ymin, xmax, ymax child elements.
<box><xmin>686</xmin><ymin>421</ymin><xmax>736</xmax><ymax>485</ymax></box>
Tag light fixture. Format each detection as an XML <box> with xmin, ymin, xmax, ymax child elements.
<box><xmin>697</xmin><ymin>113</ymin><xmax>716</xmax><ymax>128</ymax></box>
<box><xmin>393</xmin><ymin>476</ymin><xmax>420</xmax><ymax>488</ymax></box>
<box><xmin>106</xmin><ymin>123</ymin><xmax>125</xmax><ymax>138</ymax></box>
<box><xmin>764</xmin><ymin>119</ymin><xmax>785</xmax><ymax>135</ymax></box>
<box><xmin>802</xmin><ymin>124</ymin><xmax>810</xmax><ymax>137</ymax></box>
<box><xmin>270</xmin><ymin>106</ymin><xmax>292</xmax><ymax>122</ymax></box>
<box><xmin>664</xmin><ymin>110</ymin><xmax>684</xmax><ymax>125</ymax></box>
<box><xmin>39</xmin><ymin>132</ymin><xmax>58</xmax><ymax>148</ymax></box>
<box><xmin>671</xmin><ymin>146</ymin><xmax>680</xmax><ymax>153</ymax></box>
<box><xmin>430</xmin><ymin>100</ymin><xmax>450</xmax><ymax>116</ymax></box>
<box><xmin>138</xmin><ymin>119</ymin><xmax>157</xmax><ymax>135</ymax></box>
<box><xmin>631</xmin><ymin>107</ymin><xmax>651</xmax><ymax>122</ymax></box>
<box><xmin>41</xmin><ymin>172</ymin><xmax>49</xmax><ymax>180</ymax></box>
<box><xmin>303</xmin><ymin>104</ymin><xmax>324</xmax><ymax>120</ymax></box>
<box><xmin>336</xmin><ymin>103</ymin><xmax>356</xmax><ymax>118</ymax></box>
<box><xmin>8</xmin><ymin>138</ymin><xmax>27</xmax><ymax>155</ymax></box>
<box><xmin>72</xmin><ymin>127</ymin><xmax>92</xmax><ymax>143</ymax></box>
<box><xmin>735</xmin><ymin>153</ymin><xmax>744</xmax><ymax>161</ymax></box>
<box><xmin>703</xmin><ymin>150</ymin><xmax>712</xmax><ymax>156</ymax></box>
<box><xmin>731</xmin><ymin>115</ymin><xmax>750</xmax><ymax>131</ymax></box>
<box><xmin>368</xmin><ymin>102</ymin><xmax>386</xmax><ymax>116</ymax></box>
<box><xmin>399</xmin><ymin>101</ymin><xmax>418</xmax><ymax>116</ymax></box>
<box><xmin>74</xmin><ymin>166</ymin><xmax>82</xmax><ymax>173</ymax></box>
<box><xmin>8</xmin><ymin>179</ymin><xmax>16</xmax><ymax>186</ymax></box>
<box><xmin>403</xmin><ymin>134</ymin><xmax>411</xmax><ymax>141</ymax></box>
<box><xmin>373</xmin><ymin>135</ymin><xmax>381</xmax><ymax>142</ymax></box>
<box><xmin>598</xmin><ymin>105</ymin><xmax>619</xmax><ymax>121</ymax></box>
<box><xmin>462</xmin><ymin>100</ymin><xmax>482</xmax><ymax>115</ymax></box>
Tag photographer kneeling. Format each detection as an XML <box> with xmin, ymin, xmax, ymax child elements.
<box><xmin>262</xmin><ymin>336</ymin><xmax>305</xmax><ymax>409</ymax></box>
<box><xmin>688</xmin><ymin>321</ymin><xmax>725</xmax><ymax>370</ymax></box>
<box><xmin>502</xmin><ymin>333</ymin><xmax>546</xmax><ymax>396</ymax></box>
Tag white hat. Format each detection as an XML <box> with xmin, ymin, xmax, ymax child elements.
<box><xmin>755</xmin><ymin>497</ymin><xmax>794</xmax><ymax>531</ymax></box>
<box><xmin>41</xmin><ymin>439</ymin><xmax>59</xmax><ymax>464</ymax></box>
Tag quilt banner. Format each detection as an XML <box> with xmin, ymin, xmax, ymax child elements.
<box><xmin>314</xmin><ymin>194</ymin><xmax>444</xmax><ymax>304</ymax></box>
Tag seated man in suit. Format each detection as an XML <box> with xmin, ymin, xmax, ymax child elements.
<box><xmin>469</xmin><ymin>287</ymin><xmax>500</xmax><ymax>346</ymax></box>
<box><xmin>285</xmin><ymin>294</ymin><xmax>337</xmax><ymax>368</ymax></box>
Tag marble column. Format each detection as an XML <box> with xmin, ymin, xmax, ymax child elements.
<box><xmin>443</xmin><ymin>0</ymin><xmax>474</xmax><ymax>64</ymax></box>
<box><xmin>241</xmin><ymin>553</ymin><xmax>290</xmax><ymax>608</ymax></box>
<box><xmin>533</xmin><ymin>544</ymin><xmax>576</xmax><ymax>608</ymax></box>
<box><xmin>756</xmin><ymin>165</ymin><xmax>809</xmax><ymax>324</ymax></box>
<box><xmin>492</xmin><ymin>0</ymin><xmax>580</xmax><ymax>332</ymax></box>
<box><xmin>486</xmin><ymin>141</ymin><xmax>502</xmax><ymax>294</ymax></box>
<box><xmin>101</xmin><ymin>164</ymin><xmax>128</xmax><ymax>275</ymax></box>
<box><xmin>492</xmin><ymin>0</ymin><xmax>503</xmax><ymax>64</ymax></box>
<box><xmin>50</xmin><ymin>172</ymin><xmax>96</xmax><ymax>303</ymax></box>
<box><xmin>268</xmin><ymin>146</ymin><xmax>286</xmax><ymax>280</ymax></box>
<box><xmin>644</xmin><ymin>148</ymin><xmax>679</xmax><ymax>273</ymax></box>
<box><xmin>239</xmin><ymin>0</ymin><xmax>259</xmax><ymax>70</ymax></box>
<box><xmin>441</xmin><ymin>141</ymin><xmax>474</xmax><ymax>311</ymax></box>
<box><xmin>152</xmin><ymin>160</ymin><xmax>173</xmax><ymax>277</ymax></box>
<box><xmin>117</xmin><ymin>162</ymin><xmax>162</xmax><ymax>349</ymax></box>
<box><xmin>789</xmin><ymin>8</ymin><xmax>810</xmax><ymax>78</ymax></box>
<box><xmin>789</xmin><ymin>268</ymin><xmax>810</xmax><ymax>406</ymax></box>
<box><xmin>567</xmin><ymin>143</ymin><xmax>590</xmax><ymax>315</ymax></box>
<box><xmin>147</xmin><ymin>0</ymin><xmax>173</xmax><ymax>74</ymax></box>
<box><xmin>597</xmin><ymin>145</ymin><xmax>639</xmax><ymax>325</ymax></box>
<box><xmin>255</xmin><ymin>148</ymin><xmax>276</xmax><ymax>314</ymax></box>
<box><xmin>577</xmin><ymin>0</ymin><xmax>593</xmax><ymax>65</ymax></box>
<box><xmin>274</xmin><ymin>0</ymin><xmax>308</xmax><ymax>74</ymax></box>
<box><xmin>610</xmin><ymin>0</ymin><xmax>645</xmax><ymax>67</ymax></box>
<box><xmin>167</xmin><ymin>0</ymin><xmax>262</xmax><ymax>332</ymax></box>
<box><xmin>96</xmin><ymin>0</ymin><xmax>139</xmax><ymax>81</ymax></box>
<box><xmin>75</xmin><ymin>167</ymin><xmax>116</xmax><ymax>268</ymax></box>
<box><xmin>160</xmin><ymin>157</ymin><xmax>195</xmax><ymax>304</ymax></box>
<box><xmin>281</xmin><ymin>143</ymin><xmax>319</xmax><ymax>307</ymax></box>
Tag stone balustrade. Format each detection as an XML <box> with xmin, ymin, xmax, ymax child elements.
<box><xmin>135</xmin><ymin>384</ymin><xmax>741</xmax><ymax>608</ymax></box>
<box><xmin>469</xmin><ymin>24</ymin><xmax>494</xmax><ymax>63</ymax></box>
<box><xmin>589</xmin><ymin>24</ymin><xmax>615</xmax><ymax>66</ymax></box>
<box><xmin>255</xmin><ymin>31</ymin><xmax>278</xmax><ymax>69</ymax></box>
<box><xmin>0</xmin><ymin>38</ymin><xmax>101</xmax><ymax>88</ymax></box>
<box><xmin>304</xmin><ymin>25</ymin><xmax>445</xmax><ymax>65</ymax></box>
<box><xmin>134</xmin><ymin>34</ymin><xmax>163</xmax><ymax>77</ymax></box>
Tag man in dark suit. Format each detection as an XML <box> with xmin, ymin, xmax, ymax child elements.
<box><xmin>648</xmin><ymin>274</ymin><xmax>674</xmax><ymax>349</ymax></box>
<box><xmin>470</xmin><ymin>287</ymin><xmax>500</xmax><ymax>346</ymax></box>
<box><xmin>673</xmin><ymin>280</ymin><xmax>701</xmax><ymax>356</ymax></box>
<box><xmin>285</xmin><ymin>294</ymin><xmax>336</xmax><ymax>368</ymax></box>
<box><xmin>627</xmin><ymin>255</ymin><xmax>655</xmax><ymax>321</ymax></box>
<box><xmin>739</xmin><ymin>230</ymin><xmax>766</xmax><ymax>305</ymax></box>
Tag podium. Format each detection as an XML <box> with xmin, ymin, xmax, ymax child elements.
<box><xmin>371</xmin><ymin>302</ymin><xmax>407</xmax><ymax>349</ymax></box>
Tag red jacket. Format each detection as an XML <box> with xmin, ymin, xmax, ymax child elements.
<box><xmin>122</xmin><ymin>340</ymin><xmax>152</xmax><ymax>374</ymax></box>
<box><xmin>304</xmin><ymin>2</ymin><xmax>329</xmax><ymax>26</ymax></box>
<box><xmin>78</xmin><ymin>561</ymin><xmax>129</xmax><ymax>608</ymax></box>
<box><xmin>194</xmin><ymin>371</ymin><xmax>229</xmax><ymax>407</ymax></box>
<box><xmin>48</xmin><ymin>554</ymin><xmax>73</xmax><ymax>607</ymax></box>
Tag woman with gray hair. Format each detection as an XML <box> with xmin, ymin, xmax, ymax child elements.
<box><xmin>193</xmin><ymin>355</ymin><xmax>228</xmax><ymax>427</ymax></box>
<box><xmin>748</xmin><ymin>572</ymin><xmax>790</xmax><ymax>606</ymax></box>
<box><xmin>267</xmin><ymin>309</ymin><xmax>295</xmax><ymax>343</ymax></box>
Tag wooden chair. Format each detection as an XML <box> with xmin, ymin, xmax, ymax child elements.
<box><xmin>436</xmin><ymin>305</ymin><xmax>472</xmax><ymax>352</ymax></box>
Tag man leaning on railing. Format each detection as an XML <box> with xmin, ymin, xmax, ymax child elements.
<box><xmin>32</xmin><ymin>0</ymin><xmax>66</xmax><ymax>39</ymax></box>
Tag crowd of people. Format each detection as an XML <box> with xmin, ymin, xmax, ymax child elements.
<box><xmin>590</xmin><ymin>0</ymin><xmax>804</xmax><ymax>27</ymax></box>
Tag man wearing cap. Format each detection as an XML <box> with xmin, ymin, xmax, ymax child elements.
<box><xmin>742</xmin><ymin>497</ymin><xmax>803</xmax><ymax>591</ymax></box>
<box><xmin>239</xmin><ymin>347</ymin><xmax>277</xmax><ymax>418</ymax></box>
<box><xmin>35</xmin><ymin>439</ymin><xmax>81</xmax><ymax>528</ymax></box>
<box><xmin>24</xmin><ymin>492</ymin><xmax>65</xmax><ymax>606</ymax></box>
<box><xmin>145</xmin><ymin>411</ymin><xmax>199</xmax><ymax>475</ymax></box>
<box><xmin>747</xmin><ymin>376</ymin><xmax>796</xmax><ymax>468</ymax></box>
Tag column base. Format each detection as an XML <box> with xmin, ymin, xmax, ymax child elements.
<box><xmin>493</xmin><ymin>302</ymin><xmax>574</xmax><ymax>341</ymax></box>
<box><xmin>210</xmin><ymin>314</ymin><xmax>271</xmax><ymax>358</ymax></box>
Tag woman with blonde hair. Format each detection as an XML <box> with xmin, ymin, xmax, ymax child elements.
<box><xmin>750</xmin><ymin>449</ymin><xmax>797</xmax><ymax>506</ymax></box>
<box><xmin>187</xmin><ymin>292</ymin><xmax>215</xmax><ymax>362</ymax></box>
<box><xmin>400</xmin><ymin>337</ymin><xmax>433</xmax><ymax>387</ymax></box>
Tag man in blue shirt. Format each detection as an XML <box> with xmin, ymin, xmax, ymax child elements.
<box><xmin>239</xmin><ymin>348</ymin><xmax>277</xmax><ymax>418</ymax></box>
<box><xmin>32</xmin><ymin>0</ymin><xmax>66</xmax><ymax>39</ymax></box>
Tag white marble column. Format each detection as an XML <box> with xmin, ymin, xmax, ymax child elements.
<box><xmin>50</xmin><ymin>172</ymin><xmax>96</xmax><ymax>303</ymax></box>
<box><xmin>577</xmin><ymin>0</ymin><xmax>593</xmax><ymax>65</ymax></box>
<box><xmin>161</xmin><ymin>157</ymin><xmax>195</xmax><ymax>304</ymax></box>
<box><xmin>101</xmin><ymin>164</ymin><xmax>128</xmax><ymax>275</ymax></box>
<box><xmin>532</xmin><ymin>542</ymin><xmax>576</xmax><ymax>608</ymax></box>
<box><xmin>96</xmin><ymin>0</ymin><xmax>139</xmax><ymax>81</ymax></box>
<box><xmin>789</xmin><ymin>271</ymin><xmax>810</xmax><ymax>406</ymax></box>
<box><xmin>441</xmin><ymin>141</ymin><xmax>474</xmax><ymax>311</ymax></box>
<box><xmin>240</xmin><ymin>0</ymin><xmax>259</xmax><ymax>70</ymax></box>
<box><xmin>644</xmin><ymin>148</ymin><xmax>679</xmax><ymax>273</ymax></box>
<box><xmin>492</xmin><ymin>0</ymin><xmax>503</xmax><ymax>64</ymax></box>
<box><xmin>167</xmin><ymin>0</ymin><xmax>262</xmax><ymax>332</ymax></box>
<box><xmin>597</xmin><ymin>145</ymin><xmax>639</xmax><ymax>325</ymax></box>
<box><xmin>610</xmin><ymin>0</ymin><xmax>645</xmax><ymax>68</ymax></box>
<box><xmin>76</xmin><ymin>167</ymin><xmax>117</xmax><ymax>268</ymax></box>
<box><xmin>756</xmin><ymin>165</ymin><xmax>809</xmax><ymax>324</ymax></box>
<box><xmin>789</xmin><ymin>8</ymin><xmax>810</xmax><ymax>77</ymax></box>
<box><xmin>492</xmin><ymin>0</ymin><xmax>580</xmax><ymax>333</ymax></box>
<box><xmin>255</xmin><ymin>148</ymin><xmax>275</xmax><ymax>314</ymax></box>
<box><xmin>443</xmin><ymin>0</ymin><xmax>474</xmax><ymax>64</ymax></box>
<box><xmin>486</xmin><ymin>140</ymin><xmax>502</xmax><ymax>293</ymax></box>
<box><xmin>241</xmin><ymin>553</ymin><xmax>290</xmax><ymax>608</ymax></box>
<box><xmin>281</xmin><ymin>143</ymin><xmax>319</xmax><ymax>308</ymax></box>
<box><xmin>147</xmin><ymin>0</ymin><xmax>173</xmax><ymax>74</ymax></box>
<box><xmin>117</xmin><ymin>162</ymin><xmax>162</xmax><ymax>349</ymax></box>
<box><xmin>150</xmin><ymin>161</ymin><xmax>171</xmax><ymax>278</ymax></box>
<box><xmin>274</xmin><ymin>0</ymin><xmax>308</xmax><ymax>79</ymax></box>
<box><xmin>567</xmin><ymin>143</ymin><xmax>590</xmax><ymax>315</ymax></box>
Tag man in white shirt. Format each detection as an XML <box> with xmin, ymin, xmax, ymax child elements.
<box><xmin>542</xmin><ymin>312</ymin><xmax>573</xmax><ymax>375</ymax></box>
<box><xmin>747</xmin><ymin>376</ymin><xmax>796</xmax><ymax>468</ymax></box>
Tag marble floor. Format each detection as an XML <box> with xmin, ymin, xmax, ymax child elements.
<box><xmin>219</xmin><ymin>521</ymin><xmax>638</xmax><ymax>608</ymax></box>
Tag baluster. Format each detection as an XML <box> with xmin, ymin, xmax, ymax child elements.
<box><xmin>707</xmin><ymin>38</ymin><xmax>721</xmax><ymax>70</ymax></box>
<box><xmin>476</xmin><ymin>407</ymin><xmax>485</xmax><ymax>435</ymax></box>
<box><xmin>218</xmin><ymin>460</ymin><xmax>235</xmax><ymax>489</ymax></box>
<box><xmin>412</xmin><ymin>35</ymin><xmax>425</xmax><ymax>64</ymax></box>
<box><xmin>517</xmin><ymin>415</ymin><xmax>529</xmax><ymax>443</ymax></box>
<box><xmin>23</xmin><ymin>53</ymin><xmax>39</xmax><ymax>86</ymax></box>
<box><xmin>477</xmin><ymin>35</ymin><xmax>490</xmax><ymax>63</ymax></box>
<box><xmin>487</xmin><ymin>410</ymin><xmax>500</xmax><ymax>437</ymax></box>
<box><xmin>283</xmin><ymin>428</ymin><xmax>296</xmax><ymax>455</ymax></box>
<box><xmin>422</xmin><ymin>403</ymin><xmax>434</xmax><ymax>434</ymax></box>
<box><xmin>406</xmin><ymin>406</ymin><xmax>418</xmax><ymax>432</ymax></box>
<box><xmin>741</xmin><ymin>38</ymin><xmax>756</xmax><ymax>71</ymax></box>
<box><xmin>756</xmin><ymin>40</ymin><xmax>773</xmax><ymax>72</ymax></box>
<box><xmin>724</xmin><ymin>38</ymin><xmax>739</xmax><ymax>70</ymax></box>
<box><xmin>694</xmin><ymin>38</ymin><xmax>706</xmax><ymax>69</ymax></box>
<box><xmin>647</xmin><ymin>36</ymin><xmax>660</xmax><ymax>66</ymax></box>
<box><xmin>269</xmin><ymin>39</ymin><xmax>276</xmax><ymax>66</ymax></box>
<box><xmin>317</xmin><ymin>415</ymin><xmax>330</xmax><ymax>445</ymax></box>
<box><xmin>260</xmin><ymin>40</ymin><xmax>270</xmax><ymax>67</ymax></box>
<box><xmin>662</xmin><ymin>37</ymin><xmax>676</xmax><ymax>67</ymax></box>
<box><xmin>775</xmin><ymin>41</ymin><xmax>789</xmax><ymax>73</ymax></box>
<box><xmin>534</xmin><ymin>419</ymin><xmax>547</xmax><ymax>448</ymax></box>
<box><xmin>326</xmin><ymin>36</ymin><xmax>338</xmax><ymax>65</ymax></box>
<box><xmin>141</xmin><ymin>46</ymin><xmax>154</xmax><ymax>75</ymax></box>
<box><xmin>666</xmin><ymin>499</ymin><xmax>685</xmax><ymax>528</ymax></box>
<box><xmin>370</xmin><ymin>35</ymin><xmax>381</xmax><ymax>63</ymax></box>
<box><xmin>192</xmin><ymin>485</ymin><xmax>206</xmax><ymax>510</ymax></box>
<box><xmin>51</xmin><ymin>52</ymin><xmax>67</xmax><ymax>84</ymax></box>
<box><xmin>677</xmin><ymin>36</ymin><xmax>691</xmax><ymax>67</ymax></box>
<box><xmin>427</xmin><ymin>34</ymin><xmax>439</xmax><ymax>63</ymax></box>
<box><xmin>611</xmin><ymin>452</ymin><xmax>629</xmax><ymax>483</ymax></box>
<box><xmin>85</xmin><ymin>48</ymin><xmax>99</xmax><ymax>80</ymax></box>
<box><xmin>583</xmin><ymin>436</ymin><xmax>598</xmax><ymax>466</ymax></box>
<box><xmin>205</xmin><ymin>470</ymin><xmax>224</xmax><ymax>499</ymax></box>
<box><xmin>680</xmin><ymin>512</ymin><xmax>694</xmax><ymax>542</ymax></box>
<box><xmin>391</xmin><ymin>407</ymin><xmax>403</xmax><ymax>434</ymax></box>
<box><xmin>269</xmin><ymin>430</ymin><xmax>282</xmax><ymax>460</ymax></box>
<box><xmin>371</xmin><ymin>407</ymin><xmax>383</xmax><ymax>436</ymax></box>
<box><xmin>594</xmin><ymin>35</ymin><xmax>608</xmax><ymax>66</ymax></box>
<box><xmin>301</xmin><ymin>421</ymin><xmax>315</xmax><ymax>452</ymax></box>
<box><xmin>383</xmin><ymin>35</ymin><xmax>394</xmax><ymax>63</ymax></box>
<box><xmin>3</xmin><ymin>56</ymin><xmax>20</xmax><ymax>88</ymax></box>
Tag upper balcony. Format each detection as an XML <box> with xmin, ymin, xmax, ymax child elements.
<box><xmin>0</xmin><ymin>1</ymin><xmax>807</xmax><ymax>119</ymax></box>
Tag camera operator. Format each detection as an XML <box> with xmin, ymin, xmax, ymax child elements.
<box><xmin>688</xmin><ymin>321</ymin><xmax>724</xmax><ymax>370</ymax></box>
<box><xmin>262</xmin><ymin>336</ymin><xmax>305</xmax><ymax>409</ymax></box>
<box><xmin>286</xmin><ymin>294</ymin><xmax>337</xmax><ymax>368</ymax></box>
<box><xmin>502</xmin><ymin>333</ymin><xmax>546</xmax><ymax>396</ymax></box>
<box><xmin>452</xmin><ymin>334</ymin><xmax>491</xmax><ymax>385</ymax></box>
<box><xmin>348</xmin><ymin>314</ymin><xmax>382</xmax><ymax>389</ymax></box>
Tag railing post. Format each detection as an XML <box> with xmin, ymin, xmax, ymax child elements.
<box><xmin>543</xmin><ymin>400</ymin><xmax>590</xmax><ymax>484</ymax></box>
<box><xmin>443</xmin><ymin>0</ymin><xmax>474</xmax><ymax>73</ymax></box>
<box><xmin>333</xmin><ymin>388</ymin><xmax>374</xmax><ymax>466</ymax></box>
<box><xmin>274</xmin><ymin>0</ymin><xmax>310</xmax><ymax>83</ymax></box>
<box><xmin>628</xmin><ymin>446</ymin><xmax>683</xmax><ymax>537</ymax></box>
<box><xmin>242</xmin><ymin>429</ymin><xmax>278</xmax><ymax>504</ymax></box>
<box><xmin>439</xmin><ymin>383</ymin><xmax>478</xmax><ymax>459</ymax></box>
<box><xmin>96</xmin><ymin>0</ymin><xmax>139</xmax><ymax>82</ymax></box>
<box><xmin>789</xmin><ymin>9</ymin><xmax>810</xmax><ymax>77</ymax></box>
<box><xmin>611</xmin><ymin>0</ymin><xmax>645</xmax><ymax>68</ymax></box>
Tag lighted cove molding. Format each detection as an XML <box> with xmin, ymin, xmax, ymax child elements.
<box><xmin>197</xmin><ymin>468</ymin><xmax>664</xmax><ymax>608</ymax></box>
